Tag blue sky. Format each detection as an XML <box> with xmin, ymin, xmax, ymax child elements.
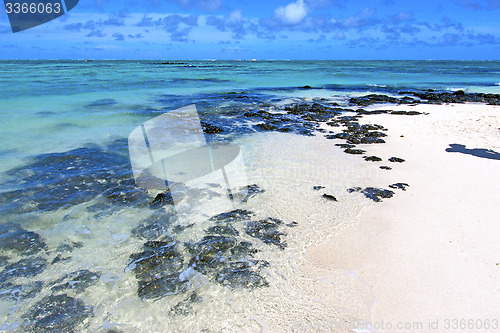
<box><xmin>1</xmin><ymin>0</ymin><xmax>499</xmax><ymax>59</ymax></box>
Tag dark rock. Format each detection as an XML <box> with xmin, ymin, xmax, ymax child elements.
<box><xmin>85</xmin><ymin>99</ymin><xmax>117</xmax><ymax>107</ymax></box>
<box><xmin>390</xmin><ymin>110</ymin><xmax>423</xmax><ymax>115</ymax></box>
<box><xmin>51</xmin><ymin>255</ymin><xmax>72</xmax><ymax>265</ymax></box>
<box><xmin>129</xmin><ymin>240</ymin><xmax>183</xmax><ymax>281</ymax></box>
<box><xmin>132</xmin><ymin>210</ymin><xmax>177</xmax><ymax>240</ymax></box>
<box><xmin>188</xmin><ymin>235</ymin><xmax>238</xmax><ymax>274</ymax></box>
<box><xmin>349</xmin><ymin>94</ymin><xmax>400</xmax><ymax>106</ymax></box>
<box><xmin>149</xmin><ymin>191</ymin><xmax>175</xmax><ymax>209</ymax></box>
<box><xmin>322</xmin><ymin>194</ymin><xmax>337</xmax><ymax>201</ymax></box>
<box><xmin>0</xmin><ymin>255</ymin><xmax>8</xmax><ymax>268</ymax></box>
<box><xmin>389</xmin><ymin>183</ymin><xmax>410</xmax><ymax>191</ymax></box>
<box><xmin>245</xmin><ymin>219</ymin><xmax>287</xmax><ymax>249</ymax></box>
<box><xmin>335</xmin><ymin>143</ymin><xmax>355</xmax><ymax>149</ymax></box>
<box><xmin>0</xmin><ymin>281</ymin><xmax>43</xmax><ymax>301</ymax></box>
<box><xmin>171</xmin><ymin>292</ymin><xmax>202</xmax><ymax>316</ymax></box>
<box><xmin>348</xmin><ymin>187</ymin><xmax>395</xmax><ymax>202</ymax></box>
<box><xmin>0</xmin><ymin>224</ymin><xmax>47</xmax><ymax>255</ymax></box>
<box><xmin>0</xmin><ymin>140</ymin><xmax>137</xmax><ymax>213</ymax></box>
<box><xmin>23</xmin><ymin>294</ymin><xmax>93</xmax><ymax>332</ymax></box>
<box><xmin>129</xmin><ymin>240</ymin><xmax>186</xmax><ymax>300</ymax></box>
<box><xmin>240</xmin><ymin>184</ymin><xmax>265</xmax><ymax>203</ymax></box>
<box><xmin>206</xmin><ymin>225</ymin><xmax>239</xmax><ymax>236</ymax></box>
<box><xmin>0</xmin><ymin>256</ymin><xmax>47</xmax><ymax>280</ymax></box>
<box><xmin>51</xmin><ymin>270</ymin><xmax>101</xmax><ymax>293</ymax></box>
<box><xmin>380</xmin><ymin>166</ymin><xmax>392</xmax><ymax>170</ymax></box>
<box><xmin>256</xmin><ymin>123</ymin><xmax>277</xmax><ymax>131</ymax></box>
<box><xmin>344</xmin><ymin>148</ymin><xmax>366</xmax><ymax>155</ymax></box>
<box><xmin>313</xmin><ymin>186</ymin><xmax>325</xmax><ymax>191</ymax></box>
<box><xmin>209</xmin><ymin>209</ymin><xmax>253</xmax><ymax>223</ymax></box>
<box><xmin>364</xmin><ymin>156</ymin><xmax>383</xmax><ymax>162</ymax></box>
<box><xmin>301</xmin><ymin>85</ymin><xmax>313</xmax><ymax>89</ymax></box>
<box><xmin>286</xmin><ymin>221</ymin><xmax>299</xmax><ymax>227</ymax></box>
<box><xmin>215</xmin><ymin>260</ymin><xmax>269</xmax><ymax>289</ymax></box>
<box><xmin>56</xmin><ymin>241</ymin><xmax>83</xmax><ymax>253</ymax></box>
<box><xmin>388</xmin><ymin>157</ymin><xmax>405</xmax><ymax>163</ymax></box>
<box><xmin>201</xmin><ymin>122</ymin><xmax>223</xmax><ymax>134</ymax></box>
<box><xmin>138</xmin><ymin>274</ymin><xmax>187</xmax><ymax>300</ymax></box>
<box><xmin>230</xmin><ymin>241</ymin><xmax>259</xmax><ymax>258</ymax></box>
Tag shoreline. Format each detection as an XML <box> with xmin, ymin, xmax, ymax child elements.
<box><xmin>306</xmin><ymin>103</ymin><xmax>500</xmax><ymax>332</ymax></box>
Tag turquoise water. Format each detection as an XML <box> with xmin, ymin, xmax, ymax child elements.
<box><xmin>1</xmin><ymin>60</ymin><xmax>499</xmax><ymax>169</ymax></box>
<box><xmin>1</xmin><ymin>60</ymin><xmax>499</xmax><ymax>332</ymax></box>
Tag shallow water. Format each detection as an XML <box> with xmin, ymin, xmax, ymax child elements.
<box><xmin>1</xmin><ymin>60</ymin><xmax>499</xmax><ymax>332</ymax></box>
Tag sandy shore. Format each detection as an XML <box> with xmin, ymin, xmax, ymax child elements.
<box><xmin>307</xmin><ymin>103</ymin><xmax>500</xmax><ymax>333</ymax></box>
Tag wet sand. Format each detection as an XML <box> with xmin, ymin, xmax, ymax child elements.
<box><xmin>307</xmin><ymin>103</ymin><xmax>500</xmax><ymax>333</ymax></box>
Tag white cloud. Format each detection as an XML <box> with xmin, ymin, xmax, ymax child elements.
<box><xmin>274</xmin><ymin>0</ymin><xmax>308</xmax><ymax>25</ymax></box>
<box><xmin>228</xmin><ymin>9</ymin><xmax>242</xmax><ymax>24</ymax></box>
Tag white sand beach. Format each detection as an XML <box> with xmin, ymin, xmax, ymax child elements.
<box><xmin>307</xmin><ymin>103</ymin><xmax>500</xmax><ymax>332</ymax></box>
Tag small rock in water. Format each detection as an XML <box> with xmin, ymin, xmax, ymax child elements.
<box><xmin>23</xmin><ymin>294</ymin><xmax>93</xmax><ymax>332</ymax></box>
<box><xmin>347</xmin><ymin>187</ymin><xmax>395</xmax><ymax>202</ymax></box>
<box><xmin>380</xmin><ymin>166</ymin><xmax>392</xmax><ymax>170</ymax></box>
<box><xmin>322</xmin><ymin>194</ymin><xmax>337</xmax><ymax>201</ymax></box>
<box><xmin>388</xmin><ymin>157</ymin><xmax>405</xmax><ymax>163</ymax></box>
<box><xmin>239</xmin><ymin>184</ymin><xmax>265</xmax><ymax>203</ymax></box>
<box><xmin>149</xmin><ymin>191</ymin><xmax>175</xmax><ymax>209</ymax></box>
<box><xmin>389</xmin><ymin>183</ymin><xmax>410</xmax><ymax>191</ymax></box>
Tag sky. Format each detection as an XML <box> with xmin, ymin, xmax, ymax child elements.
<box><xmin>1</xmin><ymin>0</ymin><xmax>499</xmax><ymax>59</ymax></box>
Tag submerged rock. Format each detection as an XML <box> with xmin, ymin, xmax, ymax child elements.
<box><xmin>256</xmin><ymin>123</ymin><xmax>277</xmax><ymax>131</ymax></box>
<box><xmin>215</xmin><ymin>260</ymin><xmax>269</xmax><ymax>289</ymax></box>
<box><xmin>0</xmin><ymin>281</ymin><xmax>43</xmax><ymax>301</ymax></box>
<box><xmin>206</xmin><ymin>225</ymin><xmax>239</xmax><ymax>236</ymax></box>
<box><xmin>245</xmin><ymin>218</ymin><xmax>287</xmax><ymax>249</ymax></box>
<box><xmin>51</xmin><ymin>270</ymin><xmax>101</xmax><ymax>293</ymax></box>
<box><xmin>209</xmin><ymin>209</ymin><xmax>253</xmax><ymax>223</ymax></box>
<box><xmin>132</xmin><ymin>210</ymin><xmax>177</xmax><ymax>240</ymax></box>
<box><xmin>239</xmin><ymin>184</ymin><xmax>265</xmax><ymax>203</ymax></box>
<box><xmin>0</xmin><ymin>257</ymin><xmax>47</xmax><ymax>281</ymax></box>
<box><xmin>0</xmin><ymin>223</ymin><xmax>47</xmax><ymax>255</ymax></box>
<box><xmin>129</xmin><ymin>239</ymin><xmax>186</xmax><ymax>300</ymax></box>
<box><xmin>23</xmin><ymin>294</ymin><xmax>93</xmax><ymax>332</ymax></box>
<box><xmin>171</xmin><ymin>292</ymin><xmax>202</xmax><ymax>316</ymax></box>
<box><xmin>0</xmin><ymin>140</ymin><xmax>137</xmax><ymax>213</ymax></box>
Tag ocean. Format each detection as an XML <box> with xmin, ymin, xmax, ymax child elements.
<box><xmin>1</xmin><ymin>60</ymin><xmax>499</xmax><ymax>332</ymax></box>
